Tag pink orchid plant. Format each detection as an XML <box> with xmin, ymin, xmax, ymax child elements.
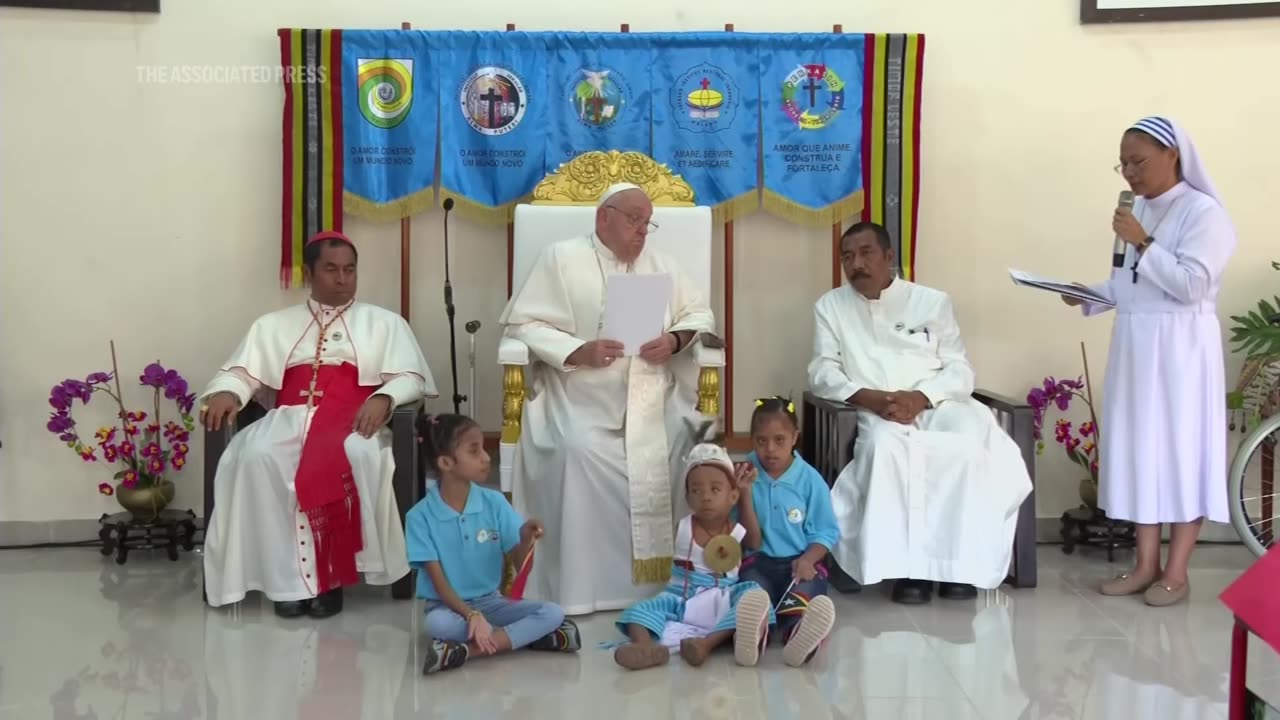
<box><xmin>1027</xmin><ymin>376</ymin><xmax>1100</xmax><ymax>485</ymax></box>
<box><xmin>47</xmin><ymin>347</ymin><xmax>196</xmax><ymax>496</ymax></box>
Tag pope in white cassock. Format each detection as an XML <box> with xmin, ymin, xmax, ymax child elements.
<box><xmin>808</xmin><ymin>222</ymin><xmax>1032</xmax><ymax>605</ymax></box>
<box><xmin>200</xmin><ymin>231</ymin><xmax>436</xmax><ymax>618</ymax></box>
<box><xmin>498</xmin><ymin>183</ymin><xmax>716</xmax><ymax>615</ymax></box>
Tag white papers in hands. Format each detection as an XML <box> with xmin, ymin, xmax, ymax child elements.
<box><xmin>1008</xmin><ymin>268</ymin><xmax>1115</xmax><ymax>307</ymax></box>
<box><xmin>601</xmin><ymin>272</ymin><xmax>673</xmax><ymax>356</ymax></box>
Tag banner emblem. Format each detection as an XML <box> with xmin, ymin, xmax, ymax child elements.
<box><xmin>356</xmin><ymin>58</ymin><xmax>414</xmax><ymax>129</ymax></box>
<box><xmin>568</xmin><ymin>67</ymin><xmax>628</xmax><ymax>128</ymax></box>
<box><xmin>782</xmin><ymin>64</ymin><xmax>845</xmax><ymax>130</ymax></box>
<box><xmin>460</xmin><ymin>66</ymin><xmax>528</xmax><ymax>136</ymax></box>
<box><xmin>671</xmin><ymin>62</ymin><xmax>739</xmax><ymax>133</ymax></box>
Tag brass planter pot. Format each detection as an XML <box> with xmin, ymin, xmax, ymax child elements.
<box><xmin>116</xmin><ymin>480</ymin><xmax>175</xmax><ymax>522</ymax></box>
<box><xmin>1080</xmin><ymin>477</ymin><xmax>1099</xmax><ymax>511</ymax></box>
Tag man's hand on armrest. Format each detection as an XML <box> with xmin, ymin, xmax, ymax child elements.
<box><xmin>200</xmin><ymin>392</ymin><xmax>241</xmax><ymax>432</ymax></box>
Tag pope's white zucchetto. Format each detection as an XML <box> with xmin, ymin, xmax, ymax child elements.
<box><xmin>598</xmin><ymin>182</ymin><xmax>647</xmax><ymax>207</ymax></box>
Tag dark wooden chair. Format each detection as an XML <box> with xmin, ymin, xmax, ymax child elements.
<box><xmin>800</xmin><ymin>389</ymin><xmax>1038</xmax><ymax>590</ymax></box>
<box><xmin>202</xmin><ymin>399</ymin><xmax>424</xmax><ymax>602</ymax></box>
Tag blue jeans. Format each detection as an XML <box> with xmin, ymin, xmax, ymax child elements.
<box><xmin>424</xmin><ymin>592</ymin><xmax>564</xmax><ymax>650</ymax></box>
<box><xmin>739</xmin><ymin>553</ymin><xmax>829</xmax><ymax>638</ymax></box>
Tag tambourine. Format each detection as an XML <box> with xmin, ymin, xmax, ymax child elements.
<box><xmin>702</xmin><ymin>534</ymin><xmax>742</xmax><ymax>575</ymax></box>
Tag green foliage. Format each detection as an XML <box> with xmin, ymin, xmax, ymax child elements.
<box><xmin>1229</xmin><ymin>262</ymin><xmax>1280</xmax><ymax>357</ymax></box>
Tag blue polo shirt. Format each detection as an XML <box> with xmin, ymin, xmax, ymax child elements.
<box><xmin>740</xmin><ymin>451</ymin><xmax>839</xmax><ymax>558</ymax></box>
<box><xmin>405</xmin><ymin>484</ymin><xmax>523</xmax><ymax>602</ymax></box>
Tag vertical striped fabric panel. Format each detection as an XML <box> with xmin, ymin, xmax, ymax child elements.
<box><xmin>279</xmin><ymin>28</ymin><xmax>344</xmax><ymax>288</ymax></box>
<box><xmin>861</xmin><ymin>34</ymin><xmax>925</xmax><ymax>281</ymax></box>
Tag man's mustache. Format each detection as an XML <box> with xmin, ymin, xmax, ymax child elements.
<box><xmin>850</xmin><ymin>271</ymin><xmax>869</xmax><ymax>280</ymax></box>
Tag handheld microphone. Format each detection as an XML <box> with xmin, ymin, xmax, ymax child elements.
<box><xmin>441</xmin><ymin>197</ymin><xmax>464</xmax><ymax>414</ymax></box>
<box><xmin>1112</xmin><ymin>190</ymin><xmax>1135</xmax><ymax>268</ymax></box>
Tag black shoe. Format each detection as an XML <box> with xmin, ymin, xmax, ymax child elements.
<box><xmin>274</xmin><ymin>600</ymin><xmax>310</xmax><ymax>618</ymax></box>
<box><xmin>529</xmin><ymin>620</ymin><xmax>581</xmax><ymax>652</ymax></box>
<box><xmin>423</xmin><ymin>639</ymin><xmax>469</xmax><ymax>675</ymax></box>
<box><xmin>308</xmin><ymin>588</ymin><xmax>344</xmax><ymax>618</ymax></box>
<box><xmin>891</xmin><ymin>579</ymin><xmax>933</xmax><ymax>605</ymax></box>
<box><xmin>938</xmin><ymin>582</ymin><xmax>978</xmax><ymax>600</ymax></box>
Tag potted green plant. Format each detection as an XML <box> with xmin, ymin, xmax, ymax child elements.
<box><xmin>1227</xmin><ymin>261</ymin><xmax>1280</xmax><ymax>431</ymax></box>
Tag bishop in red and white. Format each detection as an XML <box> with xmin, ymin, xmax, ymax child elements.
<box><xmin>199</xmin><ymin>231</ymin><xmax>436</xmax><ymax>618</ymax></box>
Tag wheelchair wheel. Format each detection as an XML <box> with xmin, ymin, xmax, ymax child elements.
<box><xmin>1227</xmin><ymin>412</ymin><xmax>1280</xmax><ymax>559</ymax></box>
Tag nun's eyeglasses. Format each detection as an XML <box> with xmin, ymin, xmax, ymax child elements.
<box><xmin>1114</xmin><ymin>157</ymin><xmax>1150</xmax><ymax>175</ymax></box>
<box><xmin>603</xmin><ymin>205</ymin><xmax>659</xmax><ymax>232</ymax></box>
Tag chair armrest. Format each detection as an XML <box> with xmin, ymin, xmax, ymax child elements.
<box><xmin>498</xmin><ymin>336</ymin><xmax>530</xmax><ymax>366</ymax></box>
<box><xmin>800</xmin><ymin>391</ymin><xmax>860</xmax><ymax>488</ymax></box>
<box><xmin>202</xmin><ymin>401</ymin><xmax>266</xmax><ymax>532</ymax></box>
<box><xmin>696</xmin><ymin>335</ymin><xmax>727</xmax><ymax>366</ymax></box>
<box><xmin>972</xmin><ymin>389</ymin><xmax>1027</xmax><ymax>415</ymax></box>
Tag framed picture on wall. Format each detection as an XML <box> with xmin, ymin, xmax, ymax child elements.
<box><xmin>1082</xmin><ymin>0</ymin><xmax>1280</xmax><ymax>22</ymax></box>
<box><xmin>0</xmin><ymin>0</ymin><xmax>158</xmax><ymax>11</ymax></box>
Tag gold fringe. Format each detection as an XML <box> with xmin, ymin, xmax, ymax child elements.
<box><xmin>761</xmin><ymin>188</ymin><xmax>865</xmax><ymax>228</ymax></box>
<box><xmin>342</xmin><ymin>186</ymin><xmax>437</xmax><ymax>222</ymax></box>
<box><xmin>438</xmin><ymin>187</ymin><xmax>524</xmax><ymax>226</ymax></box>
<box><xmin>632</xmin><ymin>555</ymin><xmax>673</xmax><ymax>585</ymax></box>
<box><xmin>710</xmin><ymin>189</ymin><xmax>760</xmax><ymax>225</ymax></box>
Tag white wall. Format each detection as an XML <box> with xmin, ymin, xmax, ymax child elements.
<box><xmin>2</xmin><ymin>0</ymin><xmax>1277</xmax><ymax>524</ymax></box>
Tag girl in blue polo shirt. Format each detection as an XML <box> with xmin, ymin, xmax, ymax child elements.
<box><xmin>737</xmin><ymin>396</ymin><xmax>839</xmax><ymax>666</ymax></box>
<box><xmin>406</xmin><ymin>414</ymin><xmax>579</xmax><ymax>675</ymax></box>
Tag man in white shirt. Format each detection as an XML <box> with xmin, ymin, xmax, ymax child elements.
<box><xmin>200</xmin><ymin>232</ymin><xmax>436</xmax><ymax>618</ymax></box>
<box><xmin>807</xmin><ymin>222</ymin><xmax>1031</xmax><ymax>604</ymax></box>
<box><xmin>498</xmin><ymin>183</ymin><xmax>716</xmax><ymax>615</ymax></box>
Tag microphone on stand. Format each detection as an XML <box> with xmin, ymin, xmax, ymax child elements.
<box><xmin>442</xmin><ymin>198</ymin><xmax>465</xmax><ymax>415</ymax></box>
<box><xmin>464</xmin><ymin>320</ymin><xmax>481</xmax><ymax>418</ymax></box>
<box><xmin>1112</xmin><ymin>190</ymin><xmax>1135</xmax><ymax>268</ymax></box>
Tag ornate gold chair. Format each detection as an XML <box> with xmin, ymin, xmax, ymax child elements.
<box><xmin>497</xmin><ymin>150</ymin><xmax>724</xmax><ymax>495</ymax></box>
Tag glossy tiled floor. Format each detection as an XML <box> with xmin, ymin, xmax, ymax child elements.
<box><xmin>1</xmin><ymin>544</ymin><xmax>1276</xmax><ymax>720</ymax></box>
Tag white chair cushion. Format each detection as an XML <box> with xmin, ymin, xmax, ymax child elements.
<box><xmin>511</xmin><ymin>204</ymin><xmax>712</xmax><ymax>299</ymax></box>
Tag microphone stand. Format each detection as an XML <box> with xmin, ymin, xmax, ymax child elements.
<box><xmin>442</xmin><ymin>200</ymin><xmax>465</xmax><ymax>415</ymax></box>
<box><xmin>465</xmin><ymin>321</ymin><xmax>481</xmax><ymax>417</ymax></box>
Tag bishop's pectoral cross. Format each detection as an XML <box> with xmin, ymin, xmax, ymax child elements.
<box><xmin>300</xmin><ymin>380</ymin><xmax>324</xmax><ymax>410</ymax></box>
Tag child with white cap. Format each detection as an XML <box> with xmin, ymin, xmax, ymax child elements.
<box><xmin>612</xmin><ymin>443</ymin><xmax>774</xmax><ymax>670</ymax></box>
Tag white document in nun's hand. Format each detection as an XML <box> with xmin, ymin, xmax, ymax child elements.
<box><xmin>1008</xmin><ymin>268</ymin><xmax>1115</xmax><ymax>307</ymax></box>
<box><xmin>602</xmin><ymin>272</ymin><xmax>673</xmax><ymax>356</ymax></box>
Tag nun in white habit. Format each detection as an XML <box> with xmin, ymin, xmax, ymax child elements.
<box><xmin>1064</xmin><ymin>116</ymin><xmax>1237</xmax><ymax>607</ymax></box>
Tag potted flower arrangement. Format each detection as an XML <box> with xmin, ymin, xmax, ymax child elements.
<box><xmin>1028</xmin><ymin>375</ymin><xmax>1102</xmax><ymax>509</ymax></box>
<box><xmin>47</xmin><ymin>343</ymin><xmax>196</xmax><ymax>522</ymax></box>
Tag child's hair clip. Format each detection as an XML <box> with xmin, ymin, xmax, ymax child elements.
<box><xmin>786</xmin><ymin>401</ymin><xmax>795</xmax><ymax>414</ymax></box>
<box><xmin>755</xmin><ymin>398</ymin><xmax>765</xmax><ymax>407</ymax></box>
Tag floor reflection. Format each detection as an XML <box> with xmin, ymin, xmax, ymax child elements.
<box><xmin>0</xmin><ymin>545</ymin><xmax>1274</xmax><ymax>720</ymax></box>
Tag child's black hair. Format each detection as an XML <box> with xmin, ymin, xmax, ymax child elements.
<box><xmin>417</xmin><ymin>413</ymin><xmax>480</xmax><ymax>473</ymax></box>
<box><xmin>749</xmin><ymin>395</ymin><xmax>800</xmax><ymax>435</ymax></box>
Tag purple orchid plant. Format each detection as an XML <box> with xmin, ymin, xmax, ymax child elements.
<box><xmin>47</xmin><ymin>350</ymin><xmax>197</xmax><ymax>496</ymax></box>
<box><xmin>1027</xmin><ymin>376</ymin><xmax>1100</xmax><ymax>484</ymax></box>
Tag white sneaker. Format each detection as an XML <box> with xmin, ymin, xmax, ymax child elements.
<box><xmin>733</xmin><ymin>589</ymin><xmax>771</xmax><ymax>667</ymax></box>
<box><xmin>782</xmin><ymin>594</ymin><xmax>836</xmax><ymax>667</ymax></box>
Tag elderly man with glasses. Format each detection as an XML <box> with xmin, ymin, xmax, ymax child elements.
<box><xmin>497</xmin><ymin>182</ymin><xmax>716</xmax><ymax>615</ymax></box>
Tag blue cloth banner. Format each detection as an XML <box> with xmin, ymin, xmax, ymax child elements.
<box><xmin>759</xmin><ymin>33</ymin><xmax>865</xmax><ymax>226</ymax></box>
<box><xmin>436</xmin><ymin>31</ymin><xmax>548</xmax><ymax>222</ymax></box>
<box><xmin>546</xmin><ymin>33</ymin><xmax>653</xmax><ymax>174</ymax></box>
<box><xmin>651</xmin><ymin>34</ymin><xmax>760</xmax><ymax>222</ymax></box>
<box><xmin>341</xmin><ymin>30</ymin><xmax>436</xmax><ymax>219</ymax></box>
